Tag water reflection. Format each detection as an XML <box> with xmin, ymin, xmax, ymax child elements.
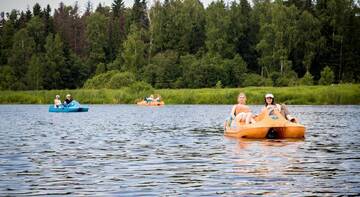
<box><xmin>0</xmin><ymin>105</ymin><xmax>359</xmax><ymax>196</ymax></box>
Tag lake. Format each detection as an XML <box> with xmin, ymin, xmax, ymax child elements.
<box><xmin>0</xmin><ymin>105</ymin><xmax>359</xmax><ymax>196</ymax></box>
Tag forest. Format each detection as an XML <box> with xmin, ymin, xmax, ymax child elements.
<box><xmin>0</xmin><ymin>0</ymin><xmax>359</xmax><ymax>90</ymax></box>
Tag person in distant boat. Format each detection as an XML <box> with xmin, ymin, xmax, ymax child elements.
<box><xmin>155</xmin><ymin>95</ymin><xmax>161</xmax><ymax>102</ymax></box>
<box><xmin>54</xmin><ymin>95</ymin><xmax>62</xmax><ymax>108</ymax></box>
<box><xmin>64</xmin><ymin>94</ymin><xmax>73</xmax><ymax>106</ymax></box>
<box><xmin>230</xmin><ymin>92</ymin><xmax>256</xmax><ymax>125</ymax></box>
<box><xmin>145</xmin><ymin>95</ymin><xmax>154</xmax><ymax>103</ymax></box>
<box><xmin>261</xmin><ymin>93</ymin><xmax>298</xmax><ymax>123</ymax></box>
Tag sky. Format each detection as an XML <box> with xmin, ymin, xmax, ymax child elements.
<box><xmin>0</xmin><ymin>0</ymin><xmax>216</xmax><ymax>14</ymax></box>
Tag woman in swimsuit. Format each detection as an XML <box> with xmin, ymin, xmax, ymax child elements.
<box><xmin>230</xmin><ymin>92</ymin><xmax>256</xmax><ymax>125</ymax></box>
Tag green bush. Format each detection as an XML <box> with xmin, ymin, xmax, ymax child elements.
<box><xmin>84</xmin><ymin>71</ymin><xmax>137</xmax><ymax>89</ymax></box>
<box><xmin>299</xmin><ymin>71</ymin><xmax>314</xmax><ymax>85</ymax></box>
<box><xmin>83</xmin><ymin>70</ymin><xmax>120</xmax><ymax>89</ymax></box>
<box><xmin>215</xmin><ymin>80</ymin><xmax>223</xmax><ymax>89</ymax></box>
<box><xmin>95</xmin><ymin>63</ymin><xmax>106</xmax><ymax>75</ymax></box>
<box><xmin>106</xmin><ymin>72</ymin><xmax>136</xmax><ymax>89</ymax></box>
<box><xmin>271</xmin><ymin>71</ymin><xmax>298</xmax><ymax>87</ymax></box>
<box><xmin>243</xmin><ymin>73</ymin><xmax>272</xmax><ymax>87</ymax></box>
<box><xmin>127</xmin><ymin>81</ymin><xmax>153</xmax><ymax>93</ymax></box>
<box><xmin>319</xmin><ymin>66</ymin><xmax>335</xmax><ymax>85</ymax></box>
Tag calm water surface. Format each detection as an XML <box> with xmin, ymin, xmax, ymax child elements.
<box><xmin>0</xmin><ymin>105</ymin><xmax>359</xmax><ymax>196</ymax></box>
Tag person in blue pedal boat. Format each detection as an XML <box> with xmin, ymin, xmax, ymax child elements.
<box><xmin>63</xmin><ymin>94</ymin><xmax>73</xmax><ymax>107</ymax></box>
<box><xmin>54</xmin><ymin>95</ymin><xmax>62</xmax><ymax>108</ymax></box>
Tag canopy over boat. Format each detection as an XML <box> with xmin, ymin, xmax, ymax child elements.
<box><xmin>224</xmin><ymin>109</ymin><xmax>305</xmax><ymax>139</ymax></box>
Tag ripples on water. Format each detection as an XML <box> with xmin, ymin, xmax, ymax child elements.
<box><xmin>0</xmin><ymin>105</ymin><xmax>359</xmax><ymax>196</ymax></box>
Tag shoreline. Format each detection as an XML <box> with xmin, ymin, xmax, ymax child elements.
<box><xmin>0</xmin><ymin>84</ymin><xmax>359</xmax><ymax>105</ymax></box>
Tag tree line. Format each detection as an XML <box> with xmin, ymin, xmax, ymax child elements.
<box><xmin>0</xmin><ymin>0</ymin><xmax>359</xmax><ymax>90</ymax></box>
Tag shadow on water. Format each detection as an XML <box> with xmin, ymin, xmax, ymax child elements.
<box><xmin>0</xmin><ymin>105</ymin><xmax>359</xmax><ymax>196</ymax></box>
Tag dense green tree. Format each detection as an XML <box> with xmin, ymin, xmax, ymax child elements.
<box><xmin>205</xmin><ymin>1</ymin><xmax>234</xmax><ymax>58</ymax></box>
<box><xmin>0</xmin><ymin>66</ymin><xmax>17</xmax><ymax>90</ymax></box>
<box><xmin>43</xmin><ymin>5</ymin><xmax>54</xmax><ymax>36</ymax></box>
<box><xmin>319</xmin><ymin>66</ymin><xmax>335</xmax><ymax>85</ymax></box>
<box><xmin>0</xmin><ymin>0</ymin><xmax>359</xmax><ymax>90</ymax></box>
<box><xmin>256</xmin><ymin>1</ymin><xmax>299</xmax><ymax>77</ymax></box>
<box><xmin>299</xmin><ymin>71</ymin><xmax>314</xmax><ymax>86</ymax></box>
<box><xmin>26</xmin><ymin>54</ymin><xmax>45</xmax><ymax>90</ymax></box>
<box><xmin>295</xmin><ymin>10</ymin><xmax>321</xmax><ymax>73</ymax></box>
<box><xmin>43</xmin><ymin>33</ymin><xmax>66</xmax><ymax>89</ymax></box>
<box><xmin>315</xmin><ymin>0</ymin><xmax>356</xmax><ymax>82</ymax></box>
<box><xmin>26</xmin><ymin>16</ymin><xmax>45</xmax><ymax>52</ymax></box>
<box><xmin>143</xmin><ymin>50</ymin><xmax>179</xmax><ymax>88</ymax></box>
<box><xmin>149</xmin><ymin>0</ymin><xmax>205</xmax><ymax>55</ymax></box>
<box><xmin>8</xmin><ymin>28</ymin><xmax>35</xmax><ymax>88</ymax></box>
<box><xmin>121</xmin><ymin>25</ymin><xmax>146</xmax><ymax>75</ymax></box>
<box><xmin>228</xmin><ymin>0</ymin><xmax>256</xmax><ymax>70</ymax></box>
<box><xmin>86</xmin><ymin>12</ymin><xmax>109</xmax><ymax>75</ymax></box>
<box><xmin>33</xmin><ymin>3</ymin><xmax>42</xmax><ymax>17</ymax></box>
<box><xmin>108</xmin><ymin>0</ymin><xmax>126</xmax><ymax>61</ymax></box>
<box><xmin>0</xmin><ymin>19</ymin><xmax>15</xmax><ymax>65</ymax></box>
<box><xmin>54</xmin><ymin>3</ymin><xmax>87</xmax><ymax>57</ymax></box>
<box><xmin>131</xmin><ymin>0</ymin><xmax>149</xmax><ymax>29</ymax></box>
<box><xmin>254</xmin><ymin>0</ymin><xmax>274</xmax><ymax>76</ymax></box>
<box><xmin>223</xmin><ymin>54</ymin><xmax>247</xmax><ymax>87</ymax></box>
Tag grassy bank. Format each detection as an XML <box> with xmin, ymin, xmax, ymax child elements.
<box><xmin>0</xmin><ymin>84</ymin><xmax>359</xmax><ymax>105</ymax></box>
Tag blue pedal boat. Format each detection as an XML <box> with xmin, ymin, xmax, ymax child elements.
<box><xmin>49</xmin><ymin>100</ymin><xmax>89</xmax><ymax>112</ymax></box>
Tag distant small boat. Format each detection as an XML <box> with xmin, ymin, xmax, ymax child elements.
<box><xmin>137</xmin><ymin>100</ymin><xmax>164</xmax><ymax>106</ymax></box>
<box><xmin>49</xmin><ymin>100</ymin><xmax>89</xmax><ymax>112</ymax></box>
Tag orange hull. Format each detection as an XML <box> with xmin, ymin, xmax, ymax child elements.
<box><xmin>224</xmin><ymin>110</ymin><xmax>305</xmax><ymax>139</ymax></box>
<box><xmin>137</xmin><ymin>101</ymin><xmax>165</xmax><ymax>106</ymax></box>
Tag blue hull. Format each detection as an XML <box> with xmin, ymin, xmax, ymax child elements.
<box><xmin>49</xmin><ymin>106</ymin><xmax>89</xmax><ymax>112</ymax></box>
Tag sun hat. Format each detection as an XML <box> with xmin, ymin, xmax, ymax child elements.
<box><xmin>265</xmin><ymin>93</ymin><xmax>274</xmax><ymax>98</ymax></box>
<box><xmin>55</xmin><ymin>95</ymin><xmax>60</xmax><ymax>98</ymax></box>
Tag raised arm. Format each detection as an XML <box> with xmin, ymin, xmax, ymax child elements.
<box><xmin>230</xmin><ymin>105</ymin><xmax>236</xmax><ymax>118</ymax></box>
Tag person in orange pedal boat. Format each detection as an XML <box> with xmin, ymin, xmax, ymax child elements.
<box><xmin>230</xmin><ymin>92</ymin><xmax>256</xmax><ymax>125</ymax></box>
<box><xmin>261</xmin><ymin>93</ymin><xmax>298</xmax><ymax>123</ymax></box>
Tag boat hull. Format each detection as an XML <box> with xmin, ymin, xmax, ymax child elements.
<box><xmin>137</xmin><ymin>101</ymin><xmax>164</xmax><ymax>106</ymax></box>
<box><xmin>224</xmin><ymin>110</ymin><xmax>305</xmax><ymax>139</ymax></box>
<box><xmin>49</xmin><ymin>106</ymin><xmax>89</xmax><ymax>112</ymax></box>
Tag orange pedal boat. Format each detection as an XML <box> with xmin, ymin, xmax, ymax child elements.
<box><xmin>137</xmin><ymin>100</ymin><xmax>165</xmax><ymax>106</ymax></box>
<box><xmin>224</xmin><ymin>109</ymin><xmax>305</xmax><ymax>139</ymax></box>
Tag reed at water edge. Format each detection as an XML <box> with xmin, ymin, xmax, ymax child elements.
<box><xmin>0</xmin><ymin>84</ymin><xmax>358</xmax><ymax>105</ymax></box>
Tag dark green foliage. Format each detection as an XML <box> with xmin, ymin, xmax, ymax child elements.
<box><xmin>26</xmin><ymin>54</ymin><xmax>45</xmax><ymax>90</ymax></box>
<box><xmin>127</xmin><ymin>81</ymin><xmax>153</xmax><ymax>93</ymax></box>
<box><xmin>43</xmin><ymin>33</ymin><xmax>66</xmax><ymax>89</ymax></box>
<box><xmin>0</xmin><ymin>0</ymin><xmax>359</xmax><ymax>91</ymax></box>
<box><xmin>83</xmin><ymin>70</ymin><xmax>120</xmax><ymax>89</ymax></box>
<box><xmin>143</xmin><ymin>50</ymin><xmax>179</xmax><ymax>88</ymax></box>
<box><xmin>107</xmin><ymin>71</ymin><xmax>136</xmax><ymax>89</ymax></box>
<box><xmin>299</xmin><ymin>71</ymin><xmax>314</xmax><ymax>86</ymax></box>
<box><xmin>83</xmin><ymin>70</ymin><xmax>141</xmax><ymax>89</ymax></box>
<box><xmin>26</xmin><ymin>16</ymin><xmax>45</xmax><ymax>52</ymax></box>
<box><xmin>86</xmin><ymin>12</ymin><xmax>109</xmax><ymax>74</ymax></box>
<box><xmin>243</xmin><ymin>73</ymin><xmax>272</xmax><ymax>87</ymax></box>
<box><xmin>205</xmin><ymin>0</ymin><xmax>234</xmax><ymax>58</ymax></box>
<box><xmin>121</xmin><ymin>25</ymin><xmax>146</xmax><ymax>74</ymax></box>
<box><xmin>0</xmin><ymin>66</ymin><xmax>17</xmax><ymax>90</ymax></box>
<box><xmin>319</xmin><ymin>66</ymin><xmax>335</xmax><ymax>85</ymax></box>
